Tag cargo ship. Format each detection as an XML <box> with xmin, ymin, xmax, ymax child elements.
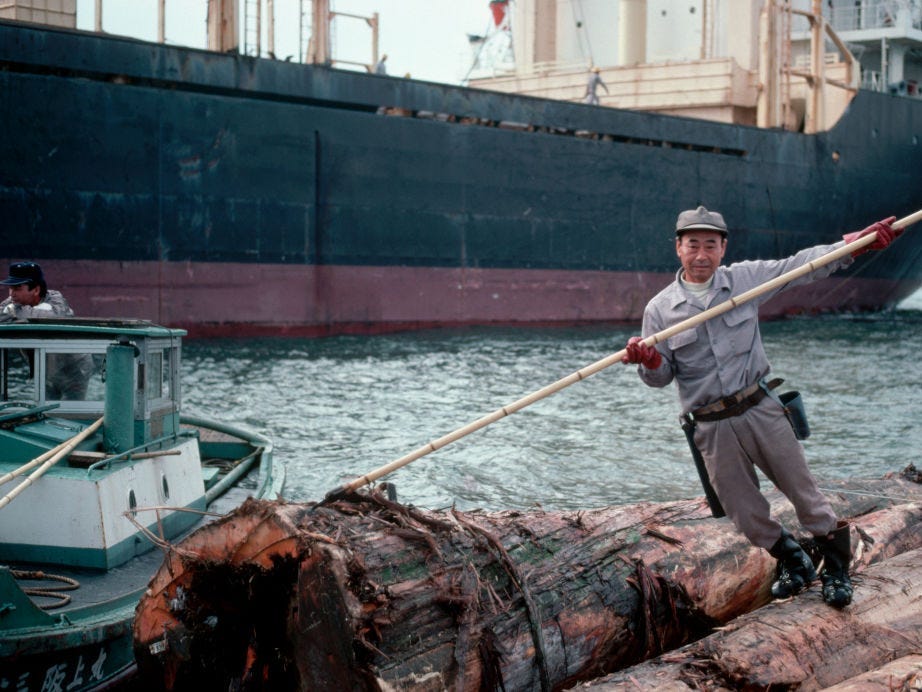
<box><xmin>1</xmin><ymin>0</ymin><xmax>921</xmax><ymax>337</ymax></box>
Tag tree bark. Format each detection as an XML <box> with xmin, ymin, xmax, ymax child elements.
<box><xmin>133</xmin><ymin>472</ymin><xmax>922</xmax><ymax>691</ymax></box>
<box><xmin>584</xmin><ymin>543</ymin><xmax>922</xmax><ymax>690</ymax></box>
<box><xmin>822</xmin><ymin>654</ymin><xmax>922</xmax><ymax>691</ymax></box>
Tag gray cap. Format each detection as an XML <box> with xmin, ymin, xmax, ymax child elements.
<box><xmin>675</xmin><ymin>206</ymin><xmax>728</xmax><ymax>236</ymax></box>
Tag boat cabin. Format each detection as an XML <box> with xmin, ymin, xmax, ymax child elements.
<box><xmin>0</xmin><ymin>318</ymin><xmax>278</xmax><ymax>690</ymax></box>
<box><xmin>0</xmin><ymin>318</ymin><xmax>206</xmax><ymax>569</ymax></box>
<box><xmin>0</xmin><ymin>318</ymin><xmax>183</xmax><ymax>450</ymax></box>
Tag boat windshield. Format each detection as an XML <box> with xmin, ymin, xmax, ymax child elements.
<box><xmin>0</xmin><ymin>336</ymin><xmax>179</xmax><ymax>416</ymax></box>
<box><xmin>1</xmin><ymin>344</ymin><xmax>107</xmax><ymax>413</ymax></box>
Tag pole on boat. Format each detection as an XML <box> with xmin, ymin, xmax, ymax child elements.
<box><xmin>0</xmin><ymin>418</ymin><xmax>104</xmax><ymax>510</ymax></box>
<box><xmin>321</xmin><ymin>209</ymin><xmax>922</xmax><ymax>504</ymax></box>
<box><xmin>0</xmin><ymin>435</ymin><xmax>78</xmax><ymax>486</ymax></box>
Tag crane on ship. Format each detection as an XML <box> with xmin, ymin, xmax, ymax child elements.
<box><xmin>465</xmin><ymin>0</ymin><xmax>516</xmax><ymax>82</ymax></box>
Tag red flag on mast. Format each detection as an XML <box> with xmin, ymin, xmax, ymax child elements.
<box><xmin>489</xmin><ymin>0</ymin><xmax>509</xmax><ymax>28</ymax></box>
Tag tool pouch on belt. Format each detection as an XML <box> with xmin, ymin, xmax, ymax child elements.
<box><xmin>760</xmin><ymin>381</ymin><xmax>810</xmax><ymax>440</ymax></box>
<box><xmin>679</xmin><ymin>414</ymin><xmax>725</xmax><ymax>518</ymax></box>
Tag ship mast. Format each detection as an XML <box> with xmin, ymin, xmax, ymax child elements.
<box><xmin>207</xmin><ymin>0</ymin><xmax>239</xmax><ymax>53</ymax></box>
<box><xmin>309</xmin><ymin>2</ymin><xmax>381</xmax><ymax>71</ymax></box>
<box><xmin>758</xmin><ymin>0</ymin><xmax>857</xmax><ymax>133</ymax></box>
<box><xmin>305</xmin><ymin>0</ymin><xmax>331</xmax><ymax>64</ymax></box>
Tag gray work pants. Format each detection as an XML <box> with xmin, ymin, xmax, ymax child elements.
<box><xmin>694</xmin><ymin>395</ymin><xmax>837</xmax><ymax>549</ymax></box>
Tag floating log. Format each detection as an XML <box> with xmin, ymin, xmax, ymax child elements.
<box><xmin>133</xmin><ymin>471</ymin><xmax>922</xmax><ymax>691</ymax></box>
<box><xmin>584</xmin><ymin>542</ymin><xmax>922</xmax><ymax>690</ymax></box>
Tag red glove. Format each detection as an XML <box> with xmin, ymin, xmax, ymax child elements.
<box><xmin>842</xmin><ymin>216</ymin><xmax>900</xmax><ymax>257</ymax></box>
<box><xmin>622</xmin><ymin>336</ymin><xmax>662</xmax><ymax>369</ymax></box>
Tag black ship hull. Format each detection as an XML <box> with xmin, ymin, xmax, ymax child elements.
<box><xmin>2</xmin><ymin>20</ymin><xmax>921</xmax><ymax>336</ymax></box>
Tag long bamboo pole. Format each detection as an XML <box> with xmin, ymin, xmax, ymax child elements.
<box><xmin>0</xmin><ymin>418</ymin><xmax>104</xmax><ymax>510</ymax></box>
<box><xmin>324</xmin><ymin>210</ymin><xmax>922</xmax><ymax>502</ymax></box>
<box><xmin>0</xmin><ymin>436</ymin><xmax>78</xmax><ymax>487</ymax></box>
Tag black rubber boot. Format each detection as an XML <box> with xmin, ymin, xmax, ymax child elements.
<box><xmin>768</xmin><ymin>529</ymin><xmax>817</xmax><ymax>599</ymax></box>
<box><xmin>815</xmin><ymin>522</ymin><xmax>853</xmax><ymax>608</ymax></box>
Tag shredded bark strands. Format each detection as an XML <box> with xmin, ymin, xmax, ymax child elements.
<box><xmin>583</xmin><ymin>543</ymin><xmax>922</xmax><ymax>691</ymax></box>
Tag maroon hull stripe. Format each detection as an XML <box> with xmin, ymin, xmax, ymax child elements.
<box><xmin>10</xmin><ymin>259</ymin><xmax>913</xmax><ymax>338</ymax></box>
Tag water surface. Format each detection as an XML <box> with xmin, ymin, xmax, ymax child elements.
<box><xmin>182</xmin><ymin>293</ymin><xmax>922</xmax><ymax>511</ymax></box>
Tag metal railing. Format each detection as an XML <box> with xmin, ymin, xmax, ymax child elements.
<box><xmin>828</xmin><ymin>0</ymin><xmax>922</xmax><ymax>32</ymax></box>
<box><xmin>861</xmin><ymin>69</ymin><xmax>884</xmax><ymax>90</ymax></box>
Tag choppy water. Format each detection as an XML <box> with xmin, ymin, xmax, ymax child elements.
<box><xmin>181</xmin><ymin>291</ymin><xmax>922</xmax><ymax>511</ymax></box>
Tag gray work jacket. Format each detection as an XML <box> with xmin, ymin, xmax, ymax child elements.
<box><xmin>0</xmin><ymin>290</ymin><xmax>74</xmax><ymax>318</ymax></box>
<box><xmin>636</xmin><ymin>241</ymin><xmax>853</xmax><ymax>413</ymax></box>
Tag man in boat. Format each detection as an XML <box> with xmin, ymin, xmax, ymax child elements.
<box><xmin>1</xmin><ymin>261</ymin><xmax>93</xmax><ymax>399</ymax></box>
<box><xmin>0</xmin><ymin>261</ymin><xmax>74</xmax><ymax>318</ymax></box>
<box><xmin>621</xmin><ymin>206</ymin><xmax>900</xmax><ymax>608</ymax></box>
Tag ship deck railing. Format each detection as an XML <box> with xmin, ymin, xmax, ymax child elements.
<box><xmin>827</xmin><ymin>0</ymin><xmax>922</xmax><ymax>33</ymax></box>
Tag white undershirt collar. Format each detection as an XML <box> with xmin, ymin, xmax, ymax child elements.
<box><xmin>680</xmin><ymin>273</ymin><xmax>714</xmax><ymax>300</ymax></box>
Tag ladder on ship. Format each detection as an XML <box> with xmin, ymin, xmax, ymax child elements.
<box><xmin>234</xmin><ymin>0</ymin><xmax>380</xmax><ymax>70</ymax></box>
<box><xmin>299</xmin><ymin>0</ymin><xmax>313</xmax><ymax>63</ymax></box>
<box><xmin>300</xmin><ymin>0</ymin><xmax>379</xmax><ymax>71</ymax></box>
<box><xmin>779</xmin><ymin>0</ymin><xmax>794</xmax><ymax>131</ymax></box>
<box><xmin>243</xmin><ymin>0</ymin><xmax>261</xmax><ymax>57</ymax></box>
<box><xmin>301</xmin><ymin>0</ymin><xmax>332</xmax><ymax>65</ymax></box>
<box><xmin>700</xmin><ymin>0</ymin><xmax>716</xmax><ymax>59</ymax></box>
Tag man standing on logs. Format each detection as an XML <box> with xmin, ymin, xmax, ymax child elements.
<box><xmin>621</xmin><ymin>206</ymin><xmax>900</xmax><ymax>608</ymax></box>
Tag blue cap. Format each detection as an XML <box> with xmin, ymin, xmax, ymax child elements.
<box><xmin>1</xmin><ymin>262</ymin><xmax>45</xmax><ymax>286</ymax></box>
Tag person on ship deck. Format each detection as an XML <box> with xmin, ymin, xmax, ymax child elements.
<box><xmin>621</xmin><ymin>206</ymin><xmax>901</xmax><ymax>609</ymax></box>
<box><xmin>584</xmin><ymin>66</ymin><xmax>608</xmax><ymax>105</ymax></box>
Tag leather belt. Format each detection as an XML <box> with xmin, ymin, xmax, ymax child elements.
<box><xmin>690</xmin><ymin>377</ymin><xmax>783</xmax><ymax>422</ymax></box>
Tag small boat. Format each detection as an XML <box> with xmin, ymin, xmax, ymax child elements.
<box><xmin>0</xmin><ymin>317</ymin><xmax>284</xmax><ymax>689</ymax></box>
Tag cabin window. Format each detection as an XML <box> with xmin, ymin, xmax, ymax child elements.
<box><xmin>0</xmin><ymin>347</ymin><xmax>35</xmax><ymax>402</ymax></box>
<box><xmin>0</xmin><ymin>346</ymin><xmax>105</xmax><ymax>406</ymax></box>
<box><xmin>43</xmin><ymin>351</ymin><xmax>102</xmax><ymax>401</ymax></box>
<box><xmin>147</xmin><ymin>351</ymin><xmax>163</xmax><ymax>399</ymax></box>
<box><xmin>162</xmin><ymin>348</ymin><xmax>173</xmax><ymax>399</ymax></box>
<box><xmin>145</xmin><ymin>348</ymin><xmax>174</xmax><ymax>402</ymax></box>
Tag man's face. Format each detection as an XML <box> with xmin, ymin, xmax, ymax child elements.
<box><xmin>676</xmin><ymin>231</ymin><xmax>727</xmax><ymax>283</ymax></box>
<box><xmin>8</xmin><ymin>283</ymin><xmax>41</xmax><ymax>306</ymax></box>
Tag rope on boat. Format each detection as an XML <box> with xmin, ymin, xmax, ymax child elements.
<box><xmin>11</xmin><ymin>504</ymin><xmax>229</xmax><ymax>612</ymax></box>
<box><xmin>12</xmin><ymin>570</ymin><xmax>79</xmax><ymax>610</ymax></box>
<box><xmin>123</xmin><ymin>505</ymin><xmax>227</xmax><ymax>560</ymax></box>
